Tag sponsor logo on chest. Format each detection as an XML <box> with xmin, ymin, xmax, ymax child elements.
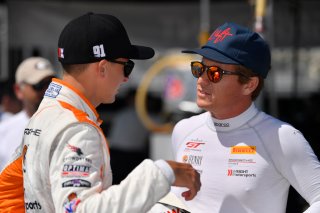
<box><xmin>227</xmin><ymin>169</ymin><xmax>256</xmax><ymax>178</ymax></box>
<box><xmin>62</xmin><ymin>179</ymin><xmax>91</xmax><ymax>188</ymax></box>
<box><xmin>25</xmin><ymin>200</ymin><xmax>42</xmax><ymax>210</ymax></box>
<box><xmin>231</xmin><ymin>146</ymin><xmax>256</xmax><ymax>154</ymax></box>
<box><xmin>182</xmin><ymin>155</ymin><xmax>203</xmax><ymax>166</ymax></box>
<box><xmin>24</xmin><ymin>128</ymin><xmax>41</xmax><ymax>136</ymax></box>
<box><xmin>62</xmin><ymin>164</ymin><xmax>90</xmax><ymax>177</ymax></box>
<box><xmin>184</xmin><ymin>140</ymin><xmax>206</xmax><ymax>152</ymax></box>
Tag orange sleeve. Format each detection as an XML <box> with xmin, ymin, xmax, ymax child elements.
<box><xmin>0</xmin><ymin>154</ymin><xmax>25</xmax><ymax>213</ymax></box>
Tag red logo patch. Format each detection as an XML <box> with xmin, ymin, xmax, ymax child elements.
<box><xmin>209</xmin><ymin>27</ymin><xmax>233</xmax><ymax>43</ymax></box>
<box><xmin>58</xmin><ymin>48</ymin><xmax>64</xmax><ymax>58</ymax></box>
<box><xmin>186</xmin><ymin>142</ymin><xmax>205</xmax><ymax>149</ymax></box>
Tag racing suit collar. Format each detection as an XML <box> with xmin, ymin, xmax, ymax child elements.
<box><xmin>206</xmin><ymin>103</ymin><xmax>259</xmax><ymax>132</ymax></box>
<box><xmin>46</xmin><ymin>78</ymin><xmax>102</xmax><ymax>125</ymax></box>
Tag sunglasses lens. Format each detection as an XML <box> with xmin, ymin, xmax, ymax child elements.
<box><xmin>207</xmin><ymin>67</ymin><xmax>221</xmax><ymax>83</ymax></box>
<box><xmin>191</xmin><ymin>62</ymin><xmax>204</xmax><ymax>78</ymax></box>
<box><xmin>124</xmin><ymin>60</ymin><xmax>134</xmax><ymax>77</ymax></box>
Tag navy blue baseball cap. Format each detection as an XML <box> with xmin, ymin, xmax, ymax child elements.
<box><xmin>183</xmin><ymin>22</ymin><xmax>271</xmax><ymax>78</ymax></box>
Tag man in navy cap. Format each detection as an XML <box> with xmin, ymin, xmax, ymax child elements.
<box><xmin>168</xmin><ymin>22</ymin><xmax>320</xmax><ymax>212</ymax></box>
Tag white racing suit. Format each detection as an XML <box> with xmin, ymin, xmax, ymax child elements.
<box><xmin>171</xmin><ymin>103</ymin><xmax>320</xmax><ymax>213</ymax></box>
<box><xmin>21</xmin><ymin>78</ymin><xmax>171</xmax><ymax>212</ymax></box>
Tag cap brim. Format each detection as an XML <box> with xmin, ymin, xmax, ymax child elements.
<box><xmin>129</xmin><ymin>45</ymin><xmax>155</xmax><ymax>60</ymax></box>
<box><xmin>182</xmin><ymin>47</ymin><xmax>240</xmax><ymax>65</ymax></box>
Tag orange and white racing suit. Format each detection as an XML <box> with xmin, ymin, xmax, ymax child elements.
<box><xmin>0</xmin><ymin>78</ymin><xmax>173</xmax><ymax>213</ymax></box>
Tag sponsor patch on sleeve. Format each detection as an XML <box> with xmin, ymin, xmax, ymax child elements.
<box><xmin>45</xmin><ymin>82</ymin><xmax>62</xmax><ymax>98</ymax></box>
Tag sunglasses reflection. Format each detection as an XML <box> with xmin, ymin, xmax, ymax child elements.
<box><xmin>191</xmin><ymin>61</ymin><xmax>248</xmax><ymax>83</ymax></box>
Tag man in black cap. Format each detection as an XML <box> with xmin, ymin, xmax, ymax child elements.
<box><xmin>0</xmin><ymin>13</ymin><xmax>200</xmax><ymax>212</ymax></box>
<box><xmin>168</xmin><ymin>22</ymin><xmax>320</xmax><ymax>212</ymax></box>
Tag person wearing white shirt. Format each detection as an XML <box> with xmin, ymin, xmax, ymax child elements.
<box><xmin>0</xmin><ymin>80</ymin><xmax>22</xmax><ymax>123</ymax></box>
<box><xmin>0</xmin><ymin>57</ymin><xmax>55</xmax><ymax>171</ymax></box>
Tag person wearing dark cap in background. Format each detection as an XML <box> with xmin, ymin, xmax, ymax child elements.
<box><xmin>0</xmin><ymin>57</ymin><xmax>55</xmax><ymax>172</ymax></box>
<box><xmin>167</xmin><ymin>23</ymin><xmax>320</xmax><ymax>212</ymax></box>
<box><xmin>0</xmin><ymin>13</ymin><xmax>200</xmax><ymax>213</ymax></box>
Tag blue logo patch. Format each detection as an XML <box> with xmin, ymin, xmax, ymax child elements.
<box><xmin>64</xmin><ymin>198</ymin><xmax>80</xmax><ymax>213</ymax></box>
<box><xmin>45</xmin><ymin>82</ymin><xmax>62</xmax><ymax>98</ymax></box>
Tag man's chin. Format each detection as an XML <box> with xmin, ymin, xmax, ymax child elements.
<box><xmin>103</xmin><ymin>98</ymin><xmax>115</xmax><ymax>104</ymax></box>
<box><xmin>196</xmin><ymin>100</ymin><xmax>210</xmax><ymax>112</ymax></box>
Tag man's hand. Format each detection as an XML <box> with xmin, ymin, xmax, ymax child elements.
<box><xmin>166</xmin><ymin>160</ymin><xmax>201</xmax><ymax>201</ymax></box>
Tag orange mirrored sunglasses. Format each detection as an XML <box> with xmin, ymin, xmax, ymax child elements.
<box><xmin>191</xmin><ymin>61</ymin><xmax>248</xmax><ymax>83</ymax></box>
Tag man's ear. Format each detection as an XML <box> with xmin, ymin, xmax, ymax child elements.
<box><xmin>243</xmin><ymin>76</ymin><xmax>259</xmax><ymax>96</ymax></box>
<box><xmin>14</xmin><ymin>83</ymin><xmax>23</xmax><ymax>101</ymax></box>
<box><xmin>98</xmin><ymin>59</ymin><xmax>109</xmax><ymax>77</ymax></box>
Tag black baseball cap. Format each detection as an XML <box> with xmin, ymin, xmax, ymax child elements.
<box><xmin>58</xmin><ymin>12</ymin><xmax>155</xmax><ymax>64</ymax></box>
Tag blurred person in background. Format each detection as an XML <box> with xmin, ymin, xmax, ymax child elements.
<box><xmin>108</xmin><ymin>88</ymin><xmax>150</xmax><ymax>184</ymax></box>
<box><xmin>0</xmin><ymin>13</ymin><xmax>200</xmax><ymax>212</ymax></box>
<box><xmin>0</xmin><ymin>57</ymin><xmax>55</xmax><ymax>171</ymax></box>
<box><xmin>0</xmin><ymin>79</ymin><xmax>22</xmax><ymax>122</ymax></box>
<box><xmin>168</xmin><ymin>22</ymin><xmax>320</xmax><ymax>213</ymax></box>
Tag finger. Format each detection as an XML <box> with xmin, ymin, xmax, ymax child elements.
<box><xmin>182</xmin><ymin>190</ymin><xmax>195</xmax><ymax>201</ymax></box>
<box><xmin>191</xmin><ymin>171</ymin><xmax>201</xmax><ymax>192</ymax></box>
<box><xmin>181</xmin><ymin>190</ymin><xmax>190</xmax><ymax>199</ymax></box>
<box><xmin>194</xmin><ymin>171</ymin><xmax>201</xmax><ymax>191</ymax></box>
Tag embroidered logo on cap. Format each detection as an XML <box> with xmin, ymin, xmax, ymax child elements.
<box><xmin>58</xmin><ymin>48</ymin><xmax>64</xmax><ymax>58</ymax></box>
<box><xmin>93</xmin><ymin>44</ymin><xmax>106</xmax><ymax>58</ymax></box>
<box><xmin>209</xmin><ymin>27</ymin><xmax>233</xmax><ymax>44</ymax></box>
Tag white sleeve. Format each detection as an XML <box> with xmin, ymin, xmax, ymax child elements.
<box><xmin>275</xmin><ymin>126</ymin><xmax>320</xmax><ymax>212</ymax></box>
<box><xmin>154</xmin><ymin>160</ymin><xmax>175</xmax><ymax>184</ymax></box>
<box><xmin>50</xmin><ymin>124</ymin><xmax>170</xmax><ymax>213</ymax></box>
<box><xmin>79</xmin><ymin>159</ymin><xmax>170</xmax><ymax>213</ymax></box>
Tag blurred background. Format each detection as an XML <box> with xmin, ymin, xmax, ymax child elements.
<box><xmin>0</xmin><ymin>0</ymin><xmax>319</xmax><ymax>212</ymax></box>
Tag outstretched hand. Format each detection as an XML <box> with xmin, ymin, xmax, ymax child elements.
<box><xmin>166</xmin><ymin>160</ymin><xmax>201</xmax><ymax>201</ymax></box>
